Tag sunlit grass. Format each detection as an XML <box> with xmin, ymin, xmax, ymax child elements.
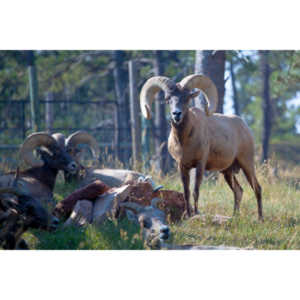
<box><xmin>3</xmin><ymin>159</ymin><xmax>300</xmax><ymax>250</ymax></box>
<box><xmin>154</xmin><ymin>161</ymin><xmax>300</xmax><ymax>249</ymax></box>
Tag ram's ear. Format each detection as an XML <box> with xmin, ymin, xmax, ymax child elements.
<box><xmin>189</xmin><ymin>90</ymin><xmax>200</xmax><ymax>99</ymax></box>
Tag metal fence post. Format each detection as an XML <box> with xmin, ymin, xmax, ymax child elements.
<box><xmin>45</xmin><ymin>92</ymin><xmax>54</xmax><ymax>133</ymax></box>
<box><xmin>28</xmin><ymin>65</ymin><xmax>40</xmax><ymax>131</ymax></box>
<box><xmin>128</xmin><ymin>60</ymin><xmax>142</xmax><ymax>168</ymax></box>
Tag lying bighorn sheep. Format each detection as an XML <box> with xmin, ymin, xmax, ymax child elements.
<box><xmin>120</xmin><ymin>198</ymin><xmax>170</xmax><ymax>249</ymax></box>
<box><xmin>0</xmin><ymin>176</ymin><xmax>58</xmax><ymax>249</ymax></box>
<box><xmin>59</xmin><ymin>131</ymin><xmax>157</xmax><ymax>188</ymax></box>
<box><xmin>140</xmin><ymin>74</ymin><xmax>263</xmax><ymax>220</ymax></box>
<box><xmin>0</xmin><ymin>132</ymin><xmax>78</xmax><ymax>208</ymax></box>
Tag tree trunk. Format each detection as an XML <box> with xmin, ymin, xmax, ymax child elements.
<box><xmin>229</xmin><ymin>59</ymin><xmax>240</xmax><ymax>116</ymax></box>
<box><xmin>259</xmin><ymin>50</ymin><xmax>272</xmax><ymax>163</ymax></box>
<box><xmin>112</xmin><ymin>50</ymin><xmax>130</xmax><ymax>165</ymax></box>
<box><xmin>153</xmin><ymin>50</ymin><xmax>168</xmax><ymax>174</ymax></box>
<box><xmin>194</xmin><ymin>50</ymin><xmax>225</xmax><ymax>113</ymax></box>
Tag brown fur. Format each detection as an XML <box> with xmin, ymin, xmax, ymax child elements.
<box><xmin>53</xmin><ymin>180</ymin><xmax>110</xmax><ymax>219</ymax></box>
<box><xmin>168</xmin><ymin>108</ymin><xmax>263</xmax><ymax>220</ymax></box>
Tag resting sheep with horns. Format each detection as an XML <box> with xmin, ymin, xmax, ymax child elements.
<box><xmin>61</xmin><ymin>131</ymin><xmax>158</xmax><ymax>189</ymax></box>
<box><xmin>0</xmin><ymin>132</ymin><xmax>78</xmax><ymax>208</ymax></box>
<box><xmin>140</xmin><ymin>74</ymin><xmax>263</xmax><ymax>221</ymax></box>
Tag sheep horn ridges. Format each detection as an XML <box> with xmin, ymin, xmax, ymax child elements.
<box><xmin>19</xmin><ymin>132</ymin><xmax>58</xmax><ymax>168</ymax></box>
<box><xmin>0</xmin><ymin>187</ymin><xmax>21</xmax><ymax>196</ymax></box>
<box><xmin>179</xmin><ymin>74</ymin><xmax>218</xmax><ymax>116</ymax></box>
<box><xmin>140</xmin><ymin>76</ymin><xmax>176</xmax><ymax>119</ymax></box>
<box><xmin>119</xmin><ymin>202</ymin><xmax>144</xmax><ymax>214</ymax></box>
<box><xmin>66</xmin><ymin>131</ymin><xmax>100</xmax><ymax>160</ymax></box>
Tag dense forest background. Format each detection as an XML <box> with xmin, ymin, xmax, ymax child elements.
<box><xmin>0</xmin><ymin>50</ymin><xmax>299</xmax><ymax>172</ymax></box>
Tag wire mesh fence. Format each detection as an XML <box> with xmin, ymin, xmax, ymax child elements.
<box><xmin>0</xmin><ymin>99</ymin><xmax>132</xmax><ymax>168</ymax></box>
<box><xmin>0</xmin><ymin>98</ymin><xmax>166</xmax><ymax>171</ymax></box>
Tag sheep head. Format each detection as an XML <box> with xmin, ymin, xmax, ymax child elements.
<box><xmin>140</xmin><ymin>74</ymin><xmax>218</xmax><ymax>124</ymax></box>
<box><xmin>120</xmin><ymin>198</ymin><xmax>170</xmax><ymax>249</ymax></box>
<box><xmin>63</xmin><ymin>131</ymin><xmax>100</xmax><ymax>182</ymax></box>
<box><xmin>19</xmin><ymin>132</ymin><xmax>78</xmax><ymax>175</ymax></box>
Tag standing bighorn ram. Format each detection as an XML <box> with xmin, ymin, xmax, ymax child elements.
<box><xmin>140</xmin><ymin>74</ymin><xmax>263</xmax><ymax>220</ymax></box>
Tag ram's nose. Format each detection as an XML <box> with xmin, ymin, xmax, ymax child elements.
<box><xmin>172</xmin><ymin>111</ymin><xmax>182</xmax><ymax>122</ymax></box>
<box><xmin>67</xmin><ymin>161</ymin><xmax>78</xmax><ymax>174</ymax></box>
<box><xmin>160</xmin><ymin>226</ymin><xmax>170</xmax><ymax>240</ymax></box>
<box><xmin>50</xmin><ymin>216</ymin><xmax>60</xmax><ymax>231</ymax></box>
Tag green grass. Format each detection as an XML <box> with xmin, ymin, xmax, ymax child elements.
<box><xmin>5</xmin><ymin>160</ymin><xmax>300</xmax><ymax>250</ymax></box>
<box><xmin>160</xmin><ymin>162</ymin><xmax>300</xmax><ymax>250</ymax></box>
<box><xmin>25</xmin><ymin>219</ymin><xmax>144</xmax><ymax>250</ymax></box>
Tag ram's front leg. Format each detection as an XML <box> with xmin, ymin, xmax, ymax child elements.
<box><xmin>193</xmin><ymin>162</ymin><xmax>205</xmax><ymax>215</ymax></box>
<box><xmin>180</xmin><ymin>165</ymin><xmax>191</xmax><ymax>217</ymax></box>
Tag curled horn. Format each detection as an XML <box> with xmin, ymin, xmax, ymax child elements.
<box><xmin>140</xmin><ymin>76</ymin><xmax>177</xmax><ymax>119</ymax></box>
<box><xmin>66</xmin><ymin>131</ymin><xmax>100</xmax><ymax>160</ymax></box>
<box><xmin>19</xmin><ymin>132</ymin><xmax>58</xmax><ymax>168</ymax></box>
<box><xmin>151</xmin><ymin>197</ymin><xmax>163</xmax><ymax>208</ymax></box>
<box><xmin>0</xmin><ymin>187</ymin><xmax>22</xmax><ymax>196</ymax></box>
<box><xmin>0</xmin><ymin>186</ymin><xmax>22</xmax><ymax>209</ymax></box>
<box><xmin>179</xmin><ymin>74</ymin><xmax>218</xmax><ymax>116</ymax></box>
<box><xmin>119</xmin><ymin>202</ymin><xmax>144</xmax><ymax>214</ymax></box>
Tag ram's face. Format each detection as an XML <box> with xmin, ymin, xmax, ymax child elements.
<box><xmin>19</xmin><ymin>196</ymin><xmax>58</xmax><ymax>230</ymax></box>
<box><xmin>126</xmin><ymin>205</ymin><xmax>170</xmax><ymax>249</ymax></box>
<box><xmin>38</xmin><ymin>144</ymin><xmax>78</xmax><ymax>175</ymax></box>
<box><xmin>166</xmin><ymin>87</ymin><xmax>200</xmax><ymax>125</ymax></box>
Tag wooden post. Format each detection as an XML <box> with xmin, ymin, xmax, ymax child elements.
<box><xmin>21</xmin><ymin>101</ymin><xmax>26</xmax><ymax>140</ymax></box>
<box><xmin>45</xmin><ymin>91</ymin><xmax>54</xmax><ymax>133</ymax></box>
<box><xmin>141</xmin><ymin>117</ymin><xmax>151</xmax><ymax>168</ymax></box>
<box><xmin>113</xmin><ymin>50</ymin><xmax>130</xmax><ymax>165</ymax></box>
<box><xmin>128</xmin><ymin>60</ymin><xmax>142</xmax><ymax>168</ymax></box>
<box><xmin>154</xmin><ymin>50</ymin><xmax>168</xmax><ymax>174</ymax></box>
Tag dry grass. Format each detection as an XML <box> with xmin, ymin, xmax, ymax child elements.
<box><xmin>3</xmin><ymin>158</ymin><xmax>300</xmax><ymax>250</ymax></box>
<box><xmin>154</xmin><ymin>160</ymin><xmax>300</xmax><ymax>249</ymax></box>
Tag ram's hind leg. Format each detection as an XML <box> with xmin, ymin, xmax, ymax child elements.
<box><xmin>237</xmin><ymin>159</ymin><xmax>263</xmax><ymax>221</ymax></box>
<box><xmin>222</xmin><ymin>170</ymin><xmax>243</xmax><ymax>216</ymax></box>
<box><xmin>243</xmin><ymin>166</ymin><xmax>263</xmax><ymax>221</ymax></box>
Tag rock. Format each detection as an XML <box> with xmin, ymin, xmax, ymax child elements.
<box><xmin>127</xmin><ymin>182</ymin><xmax>154</xmax><ymax>206</ymax></box>
<box><xmin>127</xmin><ymin>182</ymin><xmax>185</xmax><ymax>222</ymax></box>
<box><xmin>190</xmin><ymin>214</ymin><xmax>232</xmax><ymax>225</ymax></box>
<box><xmin>64</xmin><ymin>200</ymin><xmax>93</xmax><ymax>227</ymax></box>
<box><xmin>153</xmin><ymin>190</ymin><xmax>185</xmax><ymax>222</ymax></box>
<box><xmin>161</xmin><ymin>243</ymin><xmax>243</xmax><ymax>250</ymax></box>
<box><xmin>93</xmin><ymin>185</ymin><xmax>132</xmax><ymax>224</ymax></box>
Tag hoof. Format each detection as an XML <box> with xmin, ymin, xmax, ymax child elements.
<box><xmin>193</xmin><ymin>209</ymin><xmax>200</xmax><ymax>216</ymax></box>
